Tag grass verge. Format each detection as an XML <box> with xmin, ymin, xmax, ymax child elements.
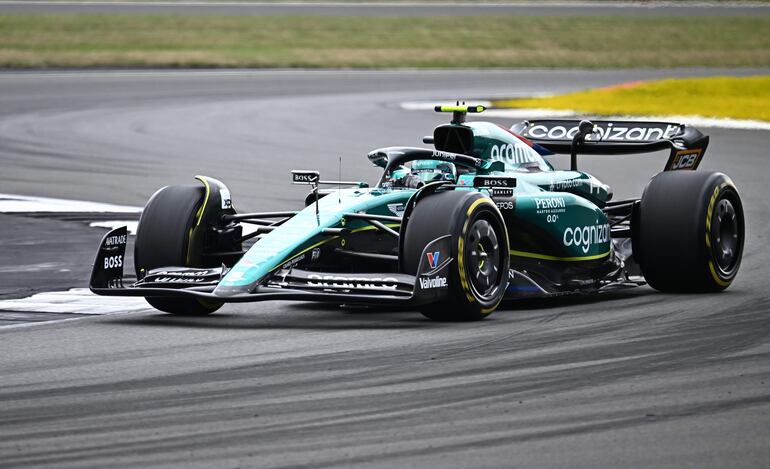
<box><xmin>0</xmin><ymin>15</ymin><xmax>769</xmax><ymax>68</ymax></box>
<box><xmin>492</xmin><ymin>76</ymin><xmax>770</xmax><ymax>122</ymax></box>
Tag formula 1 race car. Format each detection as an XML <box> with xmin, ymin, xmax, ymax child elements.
<box><xmin>90</xmin><ymin>105</ymin><xmax>745</xmax><ymax>320</ymax></box>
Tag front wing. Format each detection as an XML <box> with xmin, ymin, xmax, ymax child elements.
<box><xmin>89</xmin><ymin>227</ymin><xmax>455</xmax><ymax>307</ymax></box>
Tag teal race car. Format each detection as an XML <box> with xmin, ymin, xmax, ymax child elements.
<box><xmin>90</xmin><ymin>105</ymin><xmax>745</xmax><ymax>320</ymax></box>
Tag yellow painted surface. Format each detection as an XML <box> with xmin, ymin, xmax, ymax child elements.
<box><xmin>493</xmin><ymin>76</ymin><xmax>770</xmax><ymax>122</ymax></box>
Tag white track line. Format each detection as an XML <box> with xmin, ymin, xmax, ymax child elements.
<box><xmin>0</xmin><ymin>288</ymin><xmax>150</xmax><ymax>329</ymax></box>
<box><xmin>399</xmin><ymin>101</ymin><xmax>770</xmax><ymax>131</ymax></box>
<box><xmin>2</xmin><ymin>193</ymin><xmax>258</xmax><ymax>237</ymax></box>
<box><xmin>400</xmin><ymin>100</ymin><xmax>492</xmax><ymax>111</ymax></box>
<box><xmin>481</xmin><ymin>108</ymin><xmax>578</xmax><ymax>118</ymax></box>
<box><xmin>0</xmin><ymin>195</ymin><xmax>145</xmax><ymax>327</ymax></box>
<box><xmin>0</xmin><ymin>288</ymin><xmax>147</xmax><ymax>314</ymax></box>
<box><xmin>488</xmin><ymin>109</ymin><xmax>770</xmax><ymax>131</ymax></box>
<box><xmin>0</xmin><ymin>193</ymin><xmax>142</xmax><ymax>214</ymax></box>
<box><xmin>0</xmin><ymin>193</ymin><xmax>260</xmax><ymax>329</ymax></box>
<box><xmin>89</xmin><ymin>220</ymin><xmax>139</xmax><ymax>234</ymax></box>
<box><xmin>87</xmin><ymin>219</ymin><xmax>257</xmax><ymax>237</ymax></box>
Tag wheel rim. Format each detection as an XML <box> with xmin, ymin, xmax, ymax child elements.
<box><xmin>465</xmin><ymin>218</ymin><xmax>502</xmax><ymax>300</ymax></box>
<box><xmin>711</xmin><ymin>196</ymin><xmax>741</xmax><ymax>275</ymax></box>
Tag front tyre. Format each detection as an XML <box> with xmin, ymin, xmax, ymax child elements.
<box><xmin>635</xmin><ymin>171</ymin><xmax>744</xmax><ymax>292</ymax></box>
<box><xmin>402</xmin><ymin>191</ymin><xmax>509</xmax><ymax>321</ymax></box>
<box><xmin>134</xmin><ymin>185</ymin><xmax>223</xmax><ymax>315</ymax></box>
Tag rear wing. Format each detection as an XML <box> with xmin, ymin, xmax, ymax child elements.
<box><xmin>510</xmin><ymin>120</ymin><xmax>709</xmax><ymax>171</ymax></box>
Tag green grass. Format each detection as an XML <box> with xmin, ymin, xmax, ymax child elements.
<box><xmin>492</xmin><ymin>76</ymin><xmax>770</xmax><ymax>122</ymax></box>
<box><xmin>0</xmin><ymin>15</ymin><xmax>769</xmax><ymax>68</ymax></box>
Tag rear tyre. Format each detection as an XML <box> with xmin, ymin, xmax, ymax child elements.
<box><xmin>402</xmin><ymin>191</ymin><xmax>509</xmax><ymax>321</ymax></box>
<box><xmin>134</xmin><ymin>185</ymin><xmax>223</xmax><ymax>315</ymax></box>
<box><xmin>635</xmin><ymin>171</ymin><xmax>744</xmax><ymax>292</ymax></box>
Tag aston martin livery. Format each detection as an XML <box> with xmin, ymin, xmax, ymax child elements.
<box><xmin>90</xmin><ymin>105</ymin><xmax>745</xmax><ymax>320</ymax></box>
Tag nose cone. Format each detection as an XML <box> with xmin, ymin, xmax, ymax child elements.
<box><xmin>214</xmin><ymin>188</ymin><xmax>410</xmax><ymax>296</ymax></box>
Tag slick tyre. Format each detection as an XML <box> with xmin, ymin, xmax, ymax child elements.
<box><xmin>635</xmin><ymin>171</ymin><xmax>744</xmax><ymax>293</ymax></box>
<box><xmin>134</xmin><ymin>185</ymin><xmax>223</xmax><ymax>315</ymax></box>
<box><xmin>402</xmin><ymin>191</ymin><xmax>509</xmax><ymax>321</ymax></box>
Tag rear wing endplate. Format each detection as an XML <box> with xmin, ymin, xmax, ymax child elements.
<box><xmin>511</xmin><ymin>120</ymin><xmax>709</xmax><ymax>171</ymax></box>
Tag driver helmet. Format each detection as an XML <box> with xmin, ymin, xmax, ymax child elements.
<box><xmin>410</xmin><ymin>160</ymin><xmax>457</xmax><ymax>184</ymax></box>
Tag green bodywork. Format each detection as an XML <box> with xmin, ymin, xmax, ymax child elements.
<box><xmin>216</xmin><ymin>188</ymin><xmax>412</xmax><ymax>293</ymax></box>
<box><xmin>216</xmin><ymin>120</ymin><xmax>614</xmax><ymax>296</ymax></box>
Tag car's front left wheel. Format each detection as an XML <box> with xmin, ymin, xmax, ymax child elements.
<box><xmin>402</xmin><ymin>190</ymin><xmax>509</xmax><ymax>321</ymax></box>
<box><xmin>134</xmin><ymin>184</ymin><xmax>223</xmax><ymax>315</ymax></box>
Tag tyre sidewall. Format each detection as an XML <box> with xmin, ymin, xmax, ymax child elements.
<box><xmin>403</xmin><ymin>190</ymin><xmax>509</xmax><ymax>320</ymax></box>
<box><xmin>637</xmin><ymin>171</ymin><xmax>744</xmax><ymax>292</ymax></box>
<box><xmin>134</xmin><ymin>185</ymin><xmax>222</xmax><ymax>315</ymax></box>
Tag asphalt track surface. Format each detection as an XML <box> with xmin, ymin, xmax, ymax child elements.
<box><xmin>1</xmin><ymin>1</ymin><xmax>768</xmax><ymax>16</ymax></box>
<box><xmin>1</xmin><ymin>69</ymin><xmax>769</xmax><ymax>467</ymax></box>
